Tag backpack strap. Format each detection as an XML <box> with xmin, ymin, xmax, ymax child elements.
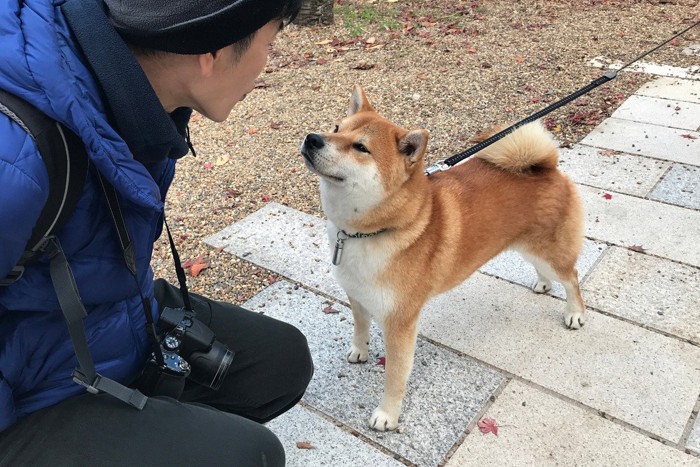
<box><xmin>0</xmin><ymin>88</ymin><xmax>88</xmax><ymax>285</ymax></box>
<box><xmin>0</xmin><ymin>89</ymin><xmax>148</xmax><ymax>409</ymax></box>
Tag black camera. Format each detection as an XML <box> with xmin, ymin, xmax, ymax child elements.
<box><xmin>138</xmin><ymin>307</ymin><xmax>234</xmax><ymax>398</ymax></box>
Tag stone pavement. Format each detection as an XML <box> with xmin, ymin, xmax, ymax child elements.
<box><xmin>206</xmin><ymin>76</ymin><xmax>700</xmax><ymax>466</ymax></box>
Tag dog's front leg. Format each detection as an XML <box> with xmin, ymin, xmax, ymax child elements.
<box><xmin>347</xmin><ymin>297</ymin><xmax>370</xmax><ymax>363</ymax></box>
<box><xmin>370</xmin><ymin>315</ymin><xmax>418</xmax><ymax>431</ymax></box>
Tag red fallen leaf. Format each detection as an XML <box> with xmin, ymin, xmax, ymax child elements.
<box><xmin>316</xmin><ymin>58</ymin><xmax>328</xmax><ymax>65</ymax></box>
<box><xmin>224</xmin><ymin>188</ymin><xmax>242</xmax><ymax>198</ymax></box>
<box><xmin>439</xmin><ymin>68</ymin><xmax>448</xmax><ymax>73</ymax></box>
<box><xmin>322</xmin><ymin>305</ymin><xmax>340</xmax><ymax>314</ymax></box>
<box><xmin>296</xmin><ymin>441</ymin><xmax>314</xmax><ymax>450</ymax></box>
<box><xmin>203</xmin><ymin>161</ymin><xmax>213</xmax><ymax>170</ymax></box>
<box><xmin>261</xmin><ymin>194</ymin><xmax>272</xmax><ymax>202</ymax></box>
<box><xmin>515</xmin><ymin>56</ymin><xmax>525</xmax><ymax>63</ymax></box>
<box><xmin>680</xmin><ymin>134</ymin><xmax>697</xmax><ymax>139</ymax></box>
<box><xmin>629</xmin><ymin>244</ymin><xmax>647</xmax><ymax>253</ymax></box>
<box><xmin>247</xmin><ymin>128</ymin><xmax>258</xmax><ymax>135</ymax></box>
<box><xmin>181</xmin><ymin>258</ymin><xmax>194</xmax><ymax>269</ymax></box>
<box><xmin>179</xmin><ymin>234</ymin><xmax>189</xmax><ymax>242</ymax></box>
<box><xmin>477</xmin><ymin>418</ymin><xmax>499</xmax><ymax>436</ymax></box>
<box><xmin>270</xmin><ymin>122</ymin><xmax>281</xmax><ymax>130</ymax></box>
<box><xmin>376</xmin><ymin>357</ymin><xmax>386</xmax><ymax>367</ymax></box>
<box><xmin>189</xmin><ymin>255</ymin><xmax>209</xmax><ymax>277</ymax></box>
<box><xmin>530</xmin><ymin>97</ymin><xmax>541</xmax><ymax>103</ymax></box>
<box><xmin>602</xmin><ymin>193</ymin><xmax>613</xmax><ymax>200</ymax></box>
<box><xmin>670</xmin><ymin>38</ymin><xmax>678</xmax><ymax>46</ymax></box>
<box><xmin>267</xmin><ymin>275</ymin><xmax>276</xmax><ymax>284</ymax></box>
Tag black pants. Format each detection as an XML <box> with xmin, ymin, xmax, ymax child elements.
<box><xmin>0</xmin><ymin>279</ymin><xmax>314</xmax><ymax>466</ymax></box>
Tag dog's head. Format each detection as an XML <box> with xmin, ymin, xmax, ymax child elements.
<box><xmin>301</xmin><ymin>85</ymin><xmax>429</xmax><ymax>224</ymax></box>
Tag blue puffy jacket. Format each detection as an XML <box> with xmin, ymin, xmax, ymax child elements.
<box><xmin>0</xmin><ymin>0</ymin><xmax>192</xmax><ymax>431</ymax></box>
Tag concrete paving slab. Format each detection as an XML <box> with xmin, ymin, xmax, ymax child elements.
<box><xmin>419</xmin><ymin>273</ymin><xmax>700</xmax><ymax>443</ymax></box>
<box><xmin>689</xmin><ymin>416</ymin><xmax>700</xmax><ymax>455</ymax></box>
<box><xmin>579</xmin><ymin>185</ymin><xmax>700</xmax><ymax>267</ymax></box>
<box><xmin>582</xmin><ymin>246</ymin><xmax>700</xmax><ymax>344</ymax></box>
<box><xmin>636</xmin><ymin>77</ymin><xmax>700</xmax><ymax>105</ymax></box>
<box><xmin>245</xmin><ymin>280</ymin><xmax>505</xmax><ymax>467</ymax></box>
<box><xmin>480</xmin><ymin>239</ymin><xmax>606</xmax><ymax>300</ymax></box>
<box><xmin>580</xmin><ymin>117</ymin><xmax>699</xmax><ymax>166</ymax></box>
<box><xmin>611</xmin><ymin>95</ymin><xmax>700</xmax><ymax>130</ymax></box>
<box><xmin>205</xmin><ymin>203</ymin><xmax>343</xmax><ymax>299</ymax></box>
<box><xmin>558</xmin><ymin>144</ymin><xmax>670</xmax><ymax>197</ymax></box>
<box><xmin>447</xmin><ymin>381</ymin><xmax>700</xmax><ymax>466</ymax></box>
<box><xmin>650</xmin><ymin>163</ymin><xmax>700</xmax><ymax>210</ymax></box>
<box><xmin>266</xmin><ymin>405</ymin><xmax>404</xmax><ymax>467</ymax></box>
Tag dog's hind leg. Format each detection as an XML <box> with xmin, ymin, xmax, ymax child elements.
<box><xmin>519</xmin><ymin>250</ymin><xmax>586</xmax><ymax>329</ymax></box>
<box><xmin>370</xmin><ymin>311</ymin><xmax>419</xmax><ymax>431</ymax></box>
<box><xmin>347</xmin><ymin>297</ymin><xmax>371</xmax><ymax>363</ymax></box>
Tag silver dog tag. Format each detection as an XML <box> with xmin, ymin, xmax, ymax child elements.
<box><xmin>332</xmin><ymin>238</ymin><xmax>344</xmax><ymax>265</ymax></box>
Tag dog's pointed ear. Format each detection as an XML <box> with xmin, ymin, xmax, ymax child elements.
<box><xmin>399</xmin><ymin>129</ymin><xmax>429</xmax><ymax>163</ymax></box>
<box><xmin>348</xmin><ymin>85</ymin><xmax>374</xmax><ymax>116</ymax></box>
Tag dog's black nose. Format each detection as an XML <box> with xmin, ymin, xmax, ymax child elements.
<box><xmin>305</xmin><ymin>133</ymin><xmax>325</xmax><ymax>150</ymax></box>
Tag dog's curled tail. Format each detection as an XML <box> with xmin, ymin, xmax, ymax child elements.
<box><xmin>471</xmin><ymin>121</ymin><xmax>559</xmax><ymax>173</ymax></box>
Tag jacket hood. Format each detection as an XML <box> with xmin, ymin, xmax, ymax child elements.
<box><xmin>0</xmin><ymin>0</ymin><xmax>190</xmax><ymax>210</ymax></box>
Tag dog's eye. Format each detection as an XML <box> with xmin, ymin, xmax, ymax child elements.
<box><xmin>353</xmin><ymin>143</ymin><xmax>370</xmax><ymax>154</ymax></box>
<box><xmin>333</xmin><ymin>124</ymin><xmax>339</xmax><ymax>133</ymax></box>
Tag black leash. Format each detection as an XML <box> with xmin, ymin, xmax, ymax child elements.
<box><xmin>425</xmin><ymin>20</ymin><xmax>700</xmax><ymax>176</ymax></box>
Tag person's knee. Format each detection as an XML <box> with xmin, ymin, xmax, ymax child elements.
<box><xmin>276</xmin><ymin>321</ymin><xmax>314</xmax><ymax>393</ymax></box>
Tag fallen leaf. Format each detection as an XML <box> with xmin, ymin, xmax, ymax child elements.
<box><xmin>247</xmin><ymin>128</ymin><xmax>258</xmax><ymax>135</ymax></box>
<box><xmin>366</xmin><ymin>37</ymin><xmax>376</xmax><ymax>44</ymax></box>
<box><xmin>602</xmin><ymin>193</ymin><xmax>613</xmax><ymax>200</ymax></box>
<box><xmin>268</xmin><ymin>275</ymin><xmax>276</xmax><ymax>284</ymax></box>
<box><xmin>189</xmin><ymin>256</ymin><xmax>210</xmax><ymax>277</ymax></box>
<box><xmin>352</xmin><ymin>62</ymin><xmax>376</xmax><ymax>70</ymax></box>
<box><xmin>478</xmin><ymin>418</ymin><xmax>499</xmax><ymax>436</ymax></box>
<box><xmin>296</xmin><ymin>441</ymin><xmax>315</xmax><ymax>449</ymax></box>
<box><xmin>629</xmin><ymin>244</ymin><xmax>647</xmax><ymax>253</ymax></box>
<box><xmin>261</xmin><ymin>194</ymin><xmax>272</xmax><ymax>202</ymax></box>
<box><xmin>215</xmin><ymin>154</ymin><xmax>230</xmax><ymax>166</ymax></box>
<box><xmin>322</xmin><ymin>305</ymin><xmax>340</xmax><ymax>314</ymax></box>
<box><xmin>417</xmin><ymin>72</ymin><xmax>428</xmax><ymax>80</ymax></box>
<box><xmin>203</xmin><ymin>162</ymin><xmax>213</xmax><ymax>170</ymax></box>
<box><xmin>376</xmin><ymin>356</ymin><xmax>386</xmax><ymax>367</ymax></box>
<box><xmin>224</xmin><ymin>188</ymin><xmax>242</xmax><ymax>198</ymax></box>
<box><xmin>516</xmin><ymin>56</ymin><xmax>525</xmax><ymax>63</ymax></box>
<box><xmin>315</xmin><ymin>39</ymin><xmax>333</xmax><ymax>45</ymax></box>
<box><xmin>680</xmin><ymin>134</ymin><xmax>697</xmax><ymax>139</ymax></box>
<box><xmin>270</xmin><ymin>122</ymin><xmax>282</xmax><ymax>130</ymax></box>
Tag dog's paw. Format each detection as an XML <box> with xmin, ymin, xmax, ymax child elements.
<box><xmin>369</xmin><ymin>407</ymin><xmax>399</xmax><ymax>432</ymax></box>
<box><xmin>347</xmin><ymin>345</ymin><xmax>369</xmax><ymax>363</ymax></box>
<box><xmin>565</xmin><ymin>309</ymin><xmax>586</xmax><ymax>329</ymax></box>
<box><xmin>533</xmin><ymin>279</ymin><xmax>552</xmax><ymax>294</ymax></box>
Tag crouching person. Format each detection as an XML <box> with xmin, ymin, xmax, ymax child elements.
<box><xmin>0</xmin><ymin>0</ymin><xmax>313</xmax><ymax>465</ymax></box>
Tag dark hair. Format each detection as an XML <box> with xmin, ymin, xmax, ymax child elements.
<box><xmin>112</xmin><ymin>0</ymin><xmax>302</xmax><ymax>57</ymax></box>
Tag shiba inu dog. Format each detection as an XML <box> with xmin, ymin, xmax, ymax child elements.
<box><xmin>300</xmin><ymin>85</ymin><xmax>585</xmax><ymax>431</ymax></box>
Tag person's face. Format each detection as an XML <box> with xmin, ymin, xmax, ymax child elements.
<box><xmin>193</xmin><ymin>20</ymin><xmax>281</xmax><ymax>122</ymax></box>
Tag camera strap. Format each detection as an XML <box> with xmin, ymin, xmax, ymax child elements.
<box><xmin>95</xmin><ymin>171</ymin><xmax>167</xmax><ymax>369</ymax></box>
<box><xmin>163</xmin><ymin>219</ymin><xmax>193</xmax><ymax>311</ymax></box>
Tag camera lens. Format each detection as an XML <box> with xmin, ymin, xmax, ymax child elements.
<box><xmin>187</xmin><ymin>341</ymin><xmax>234</xmax><ymax>390</ymax></box>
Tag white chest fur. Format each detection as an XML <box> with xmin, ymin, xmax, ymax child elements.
<box><xmin>327</xmin><ymin>222</ymin><xmax>395</xmax><ymax>323</ymax></box>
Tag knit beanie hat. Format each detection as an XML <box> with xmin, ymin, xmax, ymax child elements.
<box><xmin>104</xmin><ymin>0</ymin><xmax>301</xmax><ymax>54</ymax></box>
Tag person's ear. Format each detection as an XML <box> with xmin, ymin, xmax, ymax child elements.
<box><xmin>197</xmin><ymin>51</ymin><xmax>219</xmax><ymax>78</ymax></box>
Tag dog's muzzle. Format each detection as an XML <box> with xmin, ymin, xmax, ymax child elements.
<box><xmin>301</xmin><ymin>133</ymin><xmax>325</xmax><ymax>160</ymax></box>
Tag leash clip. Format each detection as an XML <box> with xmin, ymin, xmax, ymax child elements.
<box><xmin>424</xmin><ymin>160</ymin><xmax>449</xmax><ymax>176</ymax></box>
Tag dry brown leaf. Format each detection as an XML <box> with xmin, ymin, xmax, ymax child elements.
<box><xmin>296</xmin><ymin>441</ymin><xmax>314</xmax><ymax>450</ymax></box>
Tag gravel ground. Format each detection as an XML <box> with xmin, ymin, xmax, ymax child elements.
<box><xmin>153</xmin><ymin>0</ymin><xmax>699</xmax><ymax>303</ymax></box>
